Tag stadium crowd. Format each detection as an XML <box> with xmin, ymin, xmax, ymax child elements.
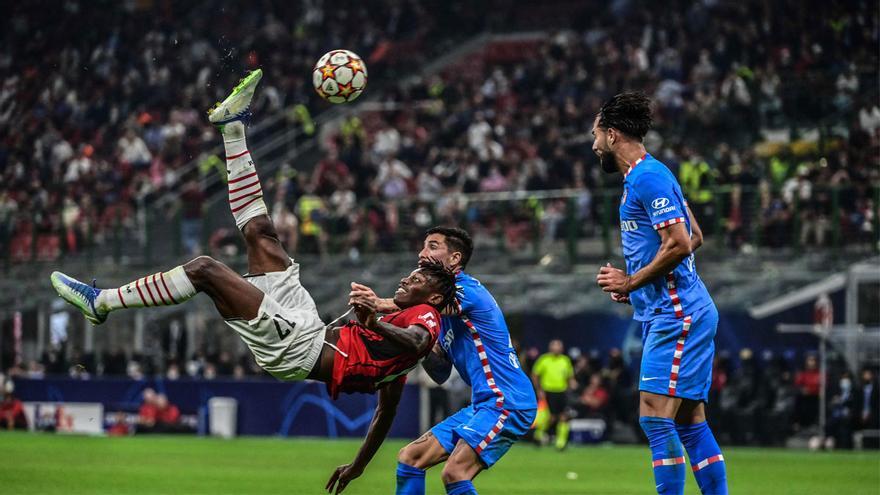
<box><xmin>2</xmin><ymin>1</ymin><xmax>877</xmax><ymax>263</ymax></box>
<box><xmin>0</xmin><ymin>0</ymin><xmax>487</xmax><ymax>261</ymax></box>
<box><xmin>263</xmin><ymin>0</ymin><xmax>879</xmax><ymax>256</ymax></box>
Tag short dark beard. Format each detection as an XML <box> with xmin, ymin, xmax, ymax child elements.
<box><xmin>600</xmin><ymin>150</ymin><xmax>618</xmax><ymax>174</ymax></box>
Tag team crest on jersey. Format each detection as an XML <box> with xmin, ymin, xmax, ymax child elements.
<box><xmin>621</xmin><ymin>188</ymin><xmax>628</xmax><ymax>204</ymax></box>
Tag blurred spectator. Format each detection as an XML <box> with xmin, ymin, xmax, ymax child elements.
<box><xmin>107</xmin><ymin>412</ymin><xmax>131</xmax><ymax>437</ymax></box>
<box><xmin>311</xmin><ymin>149</ymin><xmax>353</xmax><ymax>196</ymax></box>
<box><xmin>0</xmin><ymin>391</ymin><xmax>27</xmax><ymax>431</ymax></box>
<box><xmin>572</xmin><ymin>355</ymin><xmax>595</xmax><ymax>386</ymax></box>
<box><xmin>604</xmin><ymin>348</ymin><xmax>633</xmax><ymax>432</ymax></box>
<box><xmin>575</xmin><ymin>374</ymin><xmax>609</xmax><ymax>419</ymax></box>
<box><xmin>294</xmin><ymin>187</ymin><xmax>329</xmax><ymax>258</ymax></box>
<box><xmin>720</xmin><ymin>348</ymin><xmax>763</xmax><ymax>444</ymax></box>
<box><xmin>233</xmin><ymin>365</ymin><xmax>247</xmax><ymax>380</ymax></box>
<box><xmin>826</xmin><ymin>371</ymin><xmax>856</xmax><ymax>449</ymax></box>
<box><xmin>795</xmin><ymin>354</ymin><xmax>822</xmax><ymax>429</ymax></box>
<box><xmin>136</xmin><ymin>388</ymin><xmax>159</xmax><ymax>433</ymax></box>
<box><xmin>118</xmin><ymin>128</ymin><xmax>152</xmax><ymax>170</ymax></box>
<box><xmin>155</xmin><ymin>394</ymin><xmax>181</xmax><ymax>430</ymax></box>
<box><xmin>166</xmin><ymin>363</ymin><xmax>181</xmax><ymax>381</ymax></box>
<box><xmin>216</xmin><ymin>351</ymin><xmax>235</xmax><ymax>376</ymax></box>
<box><xmin>856</xmin><ymin>367</ymin><xmax>880</xmax><ymax>448</ymax></box>
<box><xmin>766</xmin><ymin>370</ymin><xmax>798</xmax><ymax>446</ymax></box>
<box><xmin>179</xmin><ymin>179</ymin><xmax>205</xmax><ymax>255</ymax></box>
<box><xmin>204</xmin><ymin>363</ymin><xmax>218</xmax><ymax>380</ymax></box>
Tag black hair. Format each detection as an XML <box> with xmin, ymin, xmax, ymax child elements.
<box><xmin>418</xmin><ymin>261</ymin><xmax>457</xmax><ymax>313</ymax></box>
<box><xmin>425</xmin><ymin>226</ymin><xmax>474</xmax><ymax>269</ymax></box>
<box><xmin>597</xmin><ymin>91</ymin><xmax>653</xmax><ymax>140</ymax></box>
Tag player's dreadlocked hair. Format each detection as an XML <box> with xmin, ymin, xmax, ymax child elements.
<box><xmin>418</xmin><ymin>260</ymin><xmax>458</xmax><ymax>313</ymax></box>
<box><xmin>597</xmin><ymin>91</ymin><xmax>654</xmax><ymax>140</ymax></box>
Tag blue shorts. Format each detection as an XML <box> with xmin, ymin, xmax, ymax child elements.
<box><xmin>639</xmin><ymin>303</ymin><xmax>718</xmax><ymax>402</ymax></box>
<box><xmin>431</xmin><ymin>405</ymin><xmax>536</xmax><ymax>468</ymax></box>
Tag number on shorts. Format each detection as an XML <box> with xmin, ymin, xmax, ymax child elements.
<box><xmin>273</xmin><ymin>314</ymin><xmax>296</xmax><ymax>340</ymax></box>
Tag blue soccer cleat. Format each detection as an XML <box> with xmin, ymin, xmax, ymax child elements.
<box><xmin>50</xmin><ymin>271</ymin><xmax>108</xmax><ymax>325</ymax></box>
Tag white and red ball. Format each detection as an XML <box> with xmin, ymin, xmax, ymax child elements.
<box><xmin>312</xmin><ymin>49</ymin><xmax>368</xmax><ymax>104</ymax></box>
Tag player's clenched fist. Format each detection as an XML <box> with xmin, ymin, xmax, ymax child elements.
<box><xmin>349</xmin><ymin>282</ymin><xmax>378</xmax><ymax>304</ymax></box>
<box><xmin>596</xmin><ymin>262</ymin><xmax>632</xmax><ymax>294</ymax></box>
<box><xmin>350</xmin><ymin>282</ymin><xmax>400</xmax><ymax>313</ymax></box>
<box><xmin>350</xmin><ymin>296</ymin><xmax>378</xmax><ymax>330</ymax></box>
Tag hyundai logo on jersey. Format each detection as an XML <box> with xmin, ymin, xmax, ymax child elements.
<box><xmin>651</xmin><ymin>197</ymin><xmax>670</xmax><ymax>209</ymax></box>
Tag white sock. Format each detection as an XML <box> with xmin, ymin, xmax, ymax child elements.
<box><xmin>96</xmin><ymin>266</ymin><xmax>196</xmax><ymax>311</ymax></box>
<box><xmin>223</xmin><ymin>121</ymin><xmax>267</xmax><ymax>229</ymax></box>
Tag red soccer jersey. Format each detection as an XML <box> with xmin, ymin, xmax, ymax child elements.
<box><xmin>329</xmin><ymin>304</ymin><xmax>441</xmax><ymax>398</ymax></box>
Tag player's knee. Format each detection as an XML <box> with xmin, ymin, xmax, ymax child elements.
<box><xmin>398</xmin><ymin>444</ymin><xmax>417</xmax><ymax>465</ymax></box>
<box><xmin>440</xmin><ymin>465</ymin><xmax>459</xmax><ymax>484</ymax></box>
<box><xmin>243</xmin><ymin>215</ymin><xmax>279</xmax><ymax>241</ymax></box>
<box><xmin>398</xmin><ymin>443</ymin><xmax>427</xmax><ymax>469</ymax></box>
<box><xmin>184</xmin><ymin>256</ymin><xmax>220</xmax><ymax>287</ymax></box>
<box><xmin>639</xmin><ymin>392</ymin><xmax>676</xmax><ymax>418</ymax></box>
<box><xmin>440</xmin><ymin>458</ymin><xmax>473</xmax><ymax>484</ymax></box>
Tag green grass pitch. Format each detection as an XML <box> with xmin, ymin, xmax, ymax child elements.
<box><xmin>1</xmin><ymin>432</ymin><xmax>877</xmax><ymax>494</ymax></box>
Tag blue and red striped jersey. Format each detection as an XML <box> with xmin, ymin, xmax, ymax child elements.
<box><xmin>439</xmin><ymin>272</ymin><xmax>537</xmax><ymax>410</ymax></box>
<box><xmin>620</xmin><ymin>153</ymin><xmax>714</xmax><ymax>321</ymax></box>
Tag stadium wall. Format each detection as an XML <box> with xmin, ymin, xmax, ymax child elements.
<box><xmin>11</xmin><ymin>378</ymin><xmax>421</xmax><ymax>439</ymax></box>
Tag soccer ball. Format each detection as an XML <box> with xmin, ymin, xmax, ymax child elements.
<box><xmin>312</xmin><ymin>50</ymin><xmax>368</xmax><ymax>104</ymax></box>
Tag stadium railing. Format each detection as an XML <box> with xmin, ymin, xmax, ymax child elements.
<box><xmin>4</xmin><ymin>183</ymin><xmax>877</xmax><ymax>272</ymax></box>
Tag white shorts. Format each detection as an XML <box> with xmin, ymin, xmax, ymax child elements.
<box><xmin>224</xmin><ymin>260</ymin><xmax>326</xmax><ymax>381</ymax></box>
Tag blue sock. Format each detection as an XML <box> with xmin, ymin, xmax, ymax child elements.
<box><xmin>676</xmin><ymin>422</ymin><xmax>728</xmax><ymax>495</ymax></box>
<box><xmin>445</xmin><ymin>479</ymin><xmax>477</xmax><ymax>495</ymax></box>
<box><xmin>640</xmin><ymin>417</ymin><xmax>686</xmax><ymax>495</ymax></box>
<box><xmin>396</xmin><ymin>462</ymin><xmax>426</xmax><ymax>495</ymax></box>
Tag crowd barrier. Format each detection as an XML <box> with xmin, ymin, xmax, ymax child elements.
<box><xmin>11</xmin><ymin>377</ymin><xmax>421</xmax><ymax>438</ymax></box>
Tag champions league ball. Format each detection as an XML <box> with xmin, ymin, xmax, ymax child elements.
<box><xmin>312</xmin><ymin>49</ymin><xmax>368</xmax><ymax>104</ymax></box>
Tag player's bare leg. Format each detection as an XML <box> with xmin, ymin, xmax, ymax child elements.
<box><xmin>673</xmin><ymin>399</ymin><xmax>707</xmax><ymax>425</ymax></box>
<box><xmin>398</xmin><ymin>431</ymin><xmax>449</xmax><ymax>469</ymax></box>
<box><xmin>182</xmin><ymin>256</ymin><xmax>264</xmax><ymax>319</ymax></box>
<box><xmin>440</xmin><ymin>440</ymin><xmax>483</xmax><ymax>493</ymax></box>
<box><xmin>639</xmin><ymin>390</ymin><xmax>683</xmax><ymax>419</ymax></box>
<box><xmin>50</xmin><ymin>255</ymin><xmax>264</xmax><ymax>324</ymax></box>
<box><xmin>207</xmin><ymin>68</ymin><xmax>291</xmax><ymax>275</ymax></box>
<box><xmin>240</xmin><ymin>216</ymin><xmax>291</xmax><ymax>274</ymax></box>
<box><xmin>394</xmin><ymin>430</ymin><xmax>449</xmax><ymax>494</ymax></box>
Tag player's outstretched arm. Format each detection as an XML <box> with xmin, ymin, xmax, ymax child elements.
<box><xmin>422</xmin><ymin>342</ymin><xmax>452</xmax><ymax>384</ymax></box>
<box><xmin>686</xmin><ymin>204</ymin><xmax>703</xmax><ymax>251</ymax></box>
<box><xmin>326</xmin><ymin>379</ymin><xmax>404</xmax><ymax>494</ymax></box>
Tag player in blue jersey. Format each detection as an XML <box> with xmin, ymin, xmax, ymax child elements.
<box><xmin>349</xmin><ymin>227</ymin><xmax>537</xmax><ymax>495</ymax></box>
<box><xmin>593</xmin><ymin>92</ymin><xmax>727</xmax><ymax>495</ymax></box>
